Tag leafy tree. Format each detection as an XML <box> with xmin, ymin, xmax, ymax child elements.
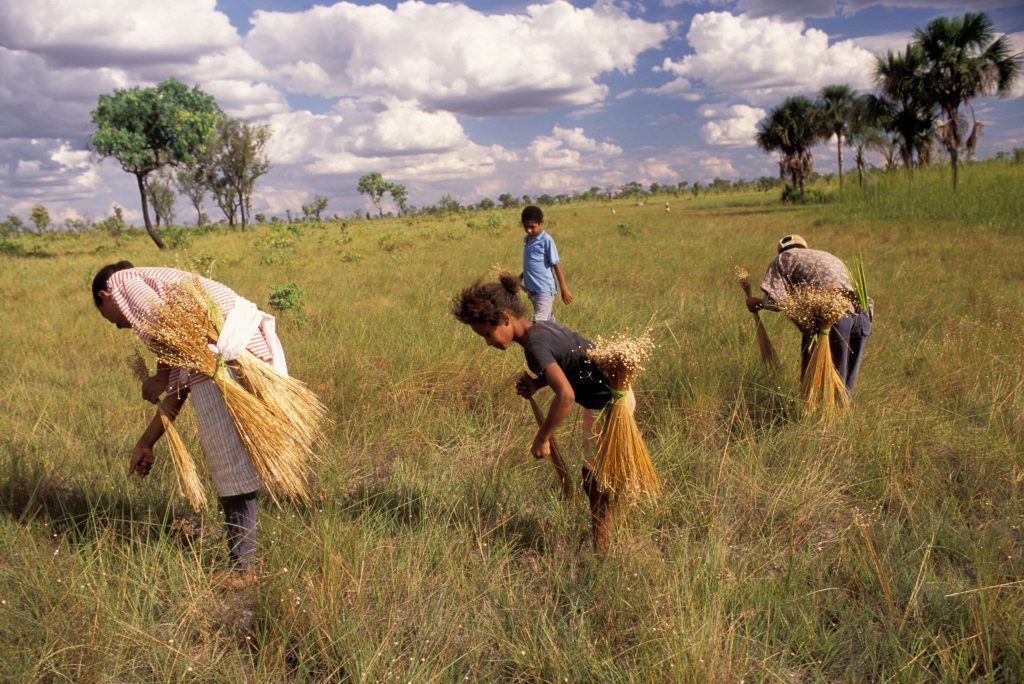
<box><xmin>357</xmin><ymin>172</ymin><xmax>389</xmax><ymax>218</ymax></box>
<box><xmin>818</xmin><ymin>84</ymin><xmax>858</xmax><ymax>190</ymax></box>
<box><xmin>30</xmin><ymin>204</ymin><xmax>50</xmax><ymax>232</ymax></box>
<box><xmin>476</xmin><ymin>197</ymin><xmax>495</xmax><ymax>210</ymax></box>
<box><xmin>755</xmin><ymin>96</ymin><xmax>821</xmax><ymax>195</ymax></box>
<box><xmin>436</xmin><ymin>193</ymin><xmax>461</xmax><ymax>213</ymax></box>
<box><xmin>205</xmin><ymin>117</ymin><xmax>271</xmax><ymax>228</ymax></box>
<box><xmin>90</xmin><ymin>77</ymin><xmax>220</xmax><ymax>248</ymax></box>
<box><xmin>3</xmin><ymin>214</ymin><xmax>24</xmax><ymax>235</ymax></box>
<box><xmin>618</xmin><ymin>181</ymin><xmax>644</xmax><ymax>199</ymax></box>
<box><xmin>145</xmin><ymin>171</ymin><xmax>175</xmax><ymax>227</ymax></box>
<box><xmin>388</xmin><ymin>182</ymin><xmax>408</xmax><ymax>216</ymax></box>
<box><xmin>302</xmin><ymin>195</ymin><xmax>328</xmax><ymax>221</ymax></box>
<box><xmin>498</xmin><ymin>193</ymin><xmax>518</xmax><ymax>209</ymax></box>
<box><xmin>873</xmin><ymin>45</ymin><xmax>937</xmax><ymax>173</ymax></box>
<box><xmin>913</xmin><ymin>12</ymin><xmax>1022</xmax><ymax>189</ymax></box>
<box><xmin>176</xmin><ymin>163</ymin><xmax>210</xmax><ymax>226</ymax></box>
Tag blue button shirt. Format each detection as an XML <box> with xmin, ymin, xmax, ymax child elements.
<box><xmin>522</xmin><ymin>231</ymin><xmax>559</xmax><ymax>294</ymax></box>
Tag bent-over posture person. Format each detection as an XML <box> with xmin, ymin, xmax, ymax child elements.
<box><xmin>452</xmin><ymin>273</ymin><xmax>634</xmax><ymax>550</ymax></box>
<box><xmin>746</xmin><ymin>234</ymin><xmax>873</xmax><ymax>397</ymax></box>
<box><xmin>93</xmin><ymin>261</ymin><xmax>289</xmax><ymax>576</ymax></box>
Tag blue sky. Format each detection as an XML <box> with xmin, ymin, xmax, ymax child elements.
<box><xmin>0</xmin><ymin>0</ymin><xmax>1021</xmax><ymax>224</ymax></box>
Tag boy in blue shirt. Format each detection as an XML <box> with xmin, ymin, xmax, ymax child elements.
<box><xmin>519</xmin><ymin>205</ymin><xmax>573</xmax><ymax>321</ymax></box>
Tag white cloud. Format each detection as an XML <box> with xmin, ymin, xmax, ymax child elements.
<box><xmin>660</xmin><ymin>12</ymin><xmax>877</xmax><ymax>104</ymax></box>
<box><xmin>245</xmin><ymin>0</ymin><xmax>671</xmax><ymax>115</ymax></box>
<box><xmin>848</xmin><ymin>31</ymin><xmax>913</xmax><ymax>56</ymax></box>
<box><xmin>0</xmin><ymin>138</ymin><xmax>104</xmax><ymax>211</ymax></box>
<box><xmin>700</xmin><ymin>104</ymin><xmax>766</xmax><ymax>146</ymax></box>
<box><xmin>738</xmin><ymin>0</ymin><xmax>837</xmax><ymax>20</ymax></box>
<box><xmin>699</xmin><ymin>156</ymin><xmax>737</xmax><ymax>178</ymax></box>
<box><xmin>0</xmin><ymin>0</ymin><xmax>238</xmax><ymax>68</ymax></box>
<box><xmin>526</xmin><ymin>126</ymin><xmax>622</xmax><ymax>168</ymax></box>
<box><xmin>353</xmin><ymin>101</ymin><xmax>469</xmax><ymax>156</ymax></box>
<box><xmin>843</xmin><ymin>0</ymin><xmax>1022</xmax><ymax>12</ymax></box>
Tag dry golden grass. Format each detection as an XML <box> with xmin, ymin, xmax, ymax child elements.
<box><xmin>134</xmin><ymin>276</ymin><xmax>325</xmax><ymax>506</ymax></box>
<box><xmin>734</xmin><ymin>265</ymin><xmax>780</xmax><ymax>369</ymax></box>
<box><xmin>586</xmin><ymin>331</ymin><xmax>659</xmax><ymax>501</ymax></box>
<box><xmin>780</xmin><ymin>284</ymin><xmax>852</xmax><ymax>420</ymax></box>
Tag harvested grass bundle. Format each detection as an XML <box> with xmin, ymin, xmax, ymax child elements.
<box><xmin>130</xmin><ymin>351</ymin><xmax>206</xmax><ymax>510</ymax></box>
<box><xmin>734</xmin><ymin>266</ymin><xmax>779</xmax><ymax>368</ymax></box>
<box><xmin>779</xmin><ymin>284</ymin><xmax>852</xmax><ymax>420</ymax></box>
<box><xmin>134</xmin><ymin>277</ymin><xmax>324</xmax><ymax>506</ymax></box>
<box><xmin>586</xmin><ymin>331</ymin><xmax>659</xmax><ymax>501</ymax></box>
<box><xmin>524</xmin><ymin>387</ymin><xmax>574</xmax><ymax>500</ymax></box>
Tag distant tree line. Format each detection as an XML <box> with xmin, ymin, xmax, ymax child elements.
<box><xmin>755</xmin><ymin>11</ymin><xmax>1021</xmax><ymax>200</ymax></box>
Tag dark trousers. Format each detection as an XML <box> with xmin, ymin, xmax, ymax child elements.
<box><xmin>219</xmin><ymin>491</ymin><xmax>258</xmax><ymax>569</ymax></box>
<box><xmin>801</xmin><ymin>310</ymin><xmax>872</xmax><ymax>398</ymax></box>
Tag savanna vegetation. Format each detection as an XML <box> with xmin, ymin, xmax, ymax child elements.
<box><xmin>1</xmin><ymin>160</ymin><xmax>1022</xmax><ymax>680</ymax></box>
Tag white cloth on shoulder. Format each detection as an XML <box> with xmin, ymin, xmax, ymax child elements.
<box><xmin>209</xmin><ymin>296</ymin><xmax>289</xmax><ymax>376</ymax></box>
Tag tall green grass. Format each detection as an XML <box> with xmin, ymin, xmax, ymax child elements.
<box><xmin>1</xmin><ymin>165</ymin><xmax>1022</xmax><ymax>679</ymax></box>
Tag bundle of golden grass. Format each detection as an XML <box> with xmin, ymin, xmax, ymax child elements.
<box><xmin>525</xmin><ymin>388</ymin><xmax>574</xmax><ymax>500</ymax></box>
<box><xmin>585</xmin><ymin>331</ymin><xmax>659</xmax><ymax>502</ymax></box>
<box><xmin>135</xmin><ymin>277</ymin><xmax>325</xmax><ymax>506</ymax></box>
<box><xmin>130</xmin><ymin>351</ymin><xmax>206</xmax><ymax>510</ymax></box>
<box><xmin>779</xmin><ymin>284</ymin><xmax>852</xmax><ymax>420</ymax></box>
<box><xmin>734</xmin><ymin>266</ymin><xmax>779</xmax><ymax>369</ymax></box>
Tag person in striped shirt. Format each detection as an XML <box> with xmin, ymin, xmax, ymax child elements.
<box><xmin>92</xmin><ymin>260</ymin><xmax>287</xmax><ymax>576</ymax></box>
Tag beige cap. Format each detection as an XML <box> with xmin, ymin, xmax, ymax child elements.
<box><xmin>777</xmin><ymin>234</ymin><xmax>808</xmax><ymax>253</ymax></box>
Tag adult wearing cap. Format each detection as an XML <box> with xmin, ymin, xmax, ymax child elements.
<box><xmin>746</xmin><ymin>235</ymin><xmax>873</xmax><ymax>398</ymax></box>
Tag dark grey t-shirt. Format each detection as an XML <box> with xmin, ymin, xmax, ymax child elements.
<box><xmin>523</xmin><ymin>321</ymin><xmax>612</xmax><ymax>410</ymax></box>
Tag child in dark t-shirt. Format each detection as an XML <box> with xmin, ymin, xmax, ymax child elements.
<box><xmin>451</xmin><ymin>273</ymin><xmax>635</xmax><ymax>550</ymax></box>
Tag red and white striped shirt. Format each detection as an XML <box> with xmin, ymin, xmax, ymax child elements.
<box><xmin>107</xmin><ymin>267</ymin><xmax>274</xmax><ymax>391</ymax></box>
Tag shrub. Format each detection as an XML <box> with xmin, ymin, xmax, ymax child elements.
<box><xmin>268</xmin><ymin>282</ymin><xmax>304</xmax><ymax>313</ymax></box>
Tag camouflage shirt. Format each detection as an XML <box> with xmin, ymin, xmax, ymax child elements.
<box><xmin>759</xmin><ymin>248</ymin><xmax>858</xmax><ymax>315</ymax></box>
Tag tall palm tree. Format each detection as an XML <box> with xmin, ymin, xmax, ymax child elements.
<box><xmin>913</xmin><ymin>12</ymin><xmax>1022</xmax><ymax>189</ymax></box>
<box><xmin>755</xmin><ymin>96</ymin><xmax>821</xmax><ymax>195</ymax></box>
<box><xmin>847</xmin><ymin>94</ymin><xmax>889</xmax><ymax>186</ymax></box>
<box><xmin>818</xmin><ymin>84</ymin><xmax>857</xmax><ymax>191</ymax></box>
<box><xmin>873</xmin><ymin>45</ymin><xmax>936</xmax><ymax>173</ymax></box>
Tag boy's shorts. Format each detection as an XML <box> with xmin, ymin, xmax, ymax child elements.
<box><xmin>527</xmin><ymin>290</ymin><xmax>555</xmax><ymax>322</ymax></box>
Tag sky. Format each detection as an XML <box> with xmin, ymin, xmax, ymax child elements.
<box><xmin>1</xmin><ymin>0</ymin><xmax>1022</xmax><ymax>224</ymax></box>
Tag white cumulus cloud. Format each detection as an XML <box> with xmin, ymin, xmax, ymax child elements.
<box><xmin>700</xmin><ymin>104</ymin><xmax>766</xmax><ymax>146</ymax></box>
<box><xmin>660</xmin><ymin>12</ymin><xmax>877</xmax><ymax>104</ymax></box>
<box><xmin>245</xmin><ymin>0</ymin><xmax>670</xmax><ymax>115</ymax></box>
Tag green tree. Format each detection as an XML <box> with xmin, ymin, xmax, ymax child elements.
<box><xmin>145</xmin><ymin>171</ymin><xmax>175</xmax><ymax>227</ymax></box>
<box><xmin>818</xmin><ymin>84</ymin><xmax>857</xmax><ymax>191</ymax></box>
<box><xmin>176</xmin><ymin>163</ymin><xmax>209</xmax><ymax>226</ymax></box>
<box><xmin>755</xmin><ymin>96</ymin><xmax>821</xmax><ymax>194</ymax></box>
<box><xmin>357</xmin><ymin>172</ymin><xmax>389</xmax><ymax>218</ymax></box>
<box><xmin>205</xmin><ymin>117</ymin><xmax>271</xmax><ymax>228</ymax></box>
<box><xmin>90</xmin><ymin>77</ymin><xmax>220</xmax><ymax>248</ymax></box>
<box><xmin>388</xmin><ymin>182</ymin><xmax>408</xmax><ymax>216</ymax></box>
<box><xmin>498</xmin><ymin>193</ymin><xmax>518</xmax><ymax>209</ymax></box>
<box><xmin>30</xmin><ymin>204</ymin><xmax>50</xmax><ymax>232</ymax></box>
<box><xmin>873</xmin><ymin>45</ymin><xmax>937</xmax><ymax>172</ymax></box>
<box><xmin>437</xmin><ymin>193</ymin><xmax>461</xmax><ymax>213</ymax></box>
<box><xmin>302</xmin><ymin>194</ymin><xmax>328</xmax><ymax>221</ymax></box>
<box><xmin>913</xmin><ymin>12</ymin><xmax>1022</xmax><ymax>189</ymax></box>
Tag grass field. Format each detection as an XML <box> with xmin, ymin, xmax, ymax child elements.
<box><xmin>1</xmin><ymin>162</ymin><xmax>1022</xmax><ymax>680</ymax></box>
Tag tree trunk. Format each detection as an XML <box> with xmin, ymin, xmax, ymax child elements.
<box><xmin>836</xmin><ymin>133</ymin><xmax>844</xmax><ymax>191</ymax></box>
<box><xmin>950</xmin><ymin>146</ymin><xmax>959</xmax><ymax>191</ymax></box>
<box><xmin>136</xmin><ymin>173</ymin><xmax>166</xmax><ymax>250</ymax></box>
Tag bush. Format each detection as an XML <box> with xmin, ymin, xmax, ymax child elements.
<box><xmin>268</xmin><ymin>282</ymin><xmax>304</xmax><ymax>313</ymax></box>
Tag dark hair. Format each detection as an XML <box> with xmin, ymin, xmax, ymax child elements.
<box><xmin>520</xmin><ymin>205</ymin><xmax>543</xmax><ymax>224</ymax></box>
<box><xmin>92</xmin><ymin>260</ymin><xmax>134</xmax><ymax>307</ymax></box>
<box><xmin>451</xmin><ymin>273</ymin><xmax>526</xmax><ymax>326</ymax></box>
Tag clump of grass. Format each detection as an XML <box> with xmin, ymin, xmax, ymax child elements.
<box><xmin>779</xmin><ymin>284</ymin><xmax>851</xmax><ymax>421</ymax></box>
<box><xmin>733</xmin><ymin>265</ymin><xmax>779</xmax><ymax>369</ymax></box>
<box><xmin>586</xmin><ymin>330</ymin><xmax>659</xmax><ymax>501</ymax></box>
<box><xmin>129</xmin><ymin>349</ymin><xmax>207</xmax><ymax>510</ymax></box>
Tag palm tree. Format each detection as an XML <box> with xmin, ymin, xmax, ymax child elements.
<box><xmin>818</xmin><ymin>84</ymin><xmax>857</xmax><ymax>191</ymax></box>
<box><xmin>755</xmin><ymin>96</ymin><xmax>821</xmax><ymax>195</ymax></box>
<box><xmin>913</xmin><ymin>12</ymin><xmax>1022</xmax><ymax>189</ymax></box>
<box><xmin>873</xmin><ymin>45</ymin><xmax>936</xmax><ymax>173</ymax></box>
<box><xmin>847</xmin><ymin>94</ymin><xmax>889</xmax><ymax>187</ymax></box>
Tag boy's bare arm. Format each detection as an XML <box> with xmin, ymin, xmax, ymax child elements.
<box><xmin>552</xmin><ymin>263</ymin><xmax>573</xmax><ymax>304</ymax></box>
<box><xmin>531</xmin><ymin>363</ymin><xmax>575</xmax><ymax>458</ymax></box>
